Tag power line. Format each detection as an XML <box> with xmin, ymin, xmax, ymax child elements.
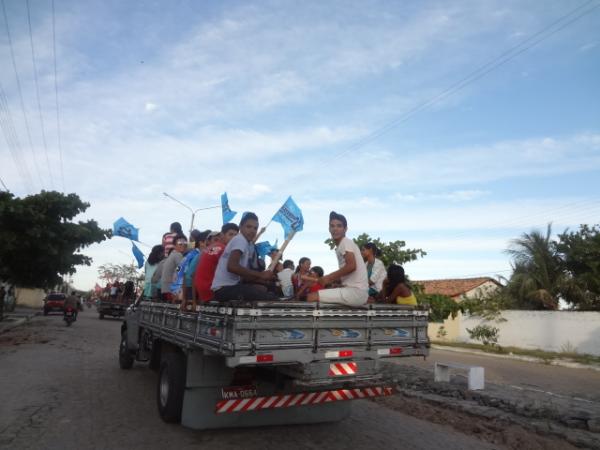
<box><xmin>1</xmin><ymin>0</ymin><xmax>44</xmax><ymax>190</ymax></box>
<box><xmin>26</xmin><ymin>0</ymin><xmax>54</xmax><ymax>189</ymax></box>
<box><xmin>325</xmin><ymin>0</ymin><xmax>600</xmax><ymax>163</ymax></box>
<box><xmin>51</xmin><ymin>0</ymin><xmax>65</xmax><ymax>192</ymax></box>
<box><xmin>0</xmin><ymin>83</ymin><xmax>35</xmax><ymax>193</ymax></box>
<box><xmin>0</xmin><ymin>175</ymin><xmax>9</xmax><ymax>192</ymax></box>
<box><xmin>422</xmin><ymin>197</ymin><xmax>600</xmax><ymax>242</ymax></box>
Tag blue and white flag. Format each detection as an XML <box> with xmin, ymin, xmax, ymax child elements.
<box><xmin>255</xmin><ymin>241</ymin><xmax>273</xmax><ymax>259</ymax></box>
<box><xmin>131</xmin><ymin>242</ymin><xmax>145</xmax><ymax>269</ymax></box>
<box><xmin>272</xmin><ymin>196</ymin><xmax>304</xmax><ymax>239</ymax></box>
<box><xmin>221</xmin><ymin>192</ymin><xmax>237</xmax><ymax>224</ymax></box>
<box><xmin>113</xmin><ymin>217</ymin><xmax>139</xmax><ymax>242</ymax></box>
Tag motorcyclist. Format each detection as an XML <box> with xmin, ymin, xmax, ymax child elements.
<box><xmin>64</xmin><ymin>291</ymin><xmax>79</xmax><ymax>319</ymax></box>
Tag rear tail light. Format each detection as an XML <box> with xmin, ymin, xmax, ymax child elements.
<box><xmin>377</xmin><ymin>347</ymin><xmax>403</xmax><ymax>356</ymax></box>
<box><xmin>325</xmin><ymin>350</ymin><xmax>353</xmax><ymax>359</ymax></box>
<box><xmin>239</xmin><ymin>354</ymin><xmax>274</xmax><ymax>364</ymax></box>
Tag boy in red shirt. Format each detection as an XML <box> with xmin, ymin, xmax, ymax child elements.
<box><xmin>194</xmin><ymin>223</ymin><xmax>239</xmax><ymax>302</ymax></box>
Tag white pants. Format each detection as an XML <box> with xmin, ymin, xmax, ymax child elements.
<box><xmin>317</xmin><ymin>287</ymin><xmax>368</xmax><ymax>306</ymax></box>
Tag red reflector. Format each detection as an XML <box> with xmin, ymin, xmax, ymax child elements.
<box><xmin>256</xmin><ymin>354</ymin><xmax>273</xmax><ymax>363</ymax></box>
<box><xmin>339</xmin><ymin>350</ymin><xmax>353</xmax><ymax>357</ymax></box>
<box><xmin>390</xmin><ymin>348</ymin><xmax>403</xmax><ymax>355</ymax></box>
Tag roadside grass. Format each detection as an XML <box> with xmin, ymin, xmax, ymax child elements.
<box><xmin>431</xmin><ymin>340</ymin><xmax>600</xmax><ymax>366</ymax></box>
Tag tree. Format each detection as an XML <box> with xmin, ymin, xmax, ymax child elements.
<box><xmin>325</xmin><ymin>232</ymin><xmax>426</xmax><ymax>267</ymax></box>
<box><xmin>0</xmin><ymin>191</ymin><xmax>110</xmax><ymax>289</ymax></box>
<box><xmin>504</xmin><ymin>224</ymin><xmax>567</xmax><ymax>310</ymax></box>
<box><xmin>97</xmin><ymin>263</ymin><xmax>143</xmax><ymax>284</ymax></box>
<box><xmin>556</xmin><ymin>224</ymin><xmax>600</xmax><ymax>310</ymax></box>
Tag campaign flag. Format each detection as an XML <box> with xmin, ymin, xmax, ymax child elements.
<box><xmin>221</xmin><ymin>192</ymin><xmax>237</xmax><ymax>224</ymax></box>
<box><xmin>255</xmin><ymin>241</ymin><xmax>273</xmax><ymax>259</ymax></box>
<box><xmin>132</xmin><ymin>242</ymin><xmax>145</xmax><ymax>269</ymax></box>
<box><xmin>94</xmin><ymin>283</ymin><xmax>102</xmax><ymax>293</ymax></box>
<box><xmin>272</xmin><ymin>196</ymin><xmax>304</xmax><ymax>239</ymax></box>
<box><xmin>113</xmin><ymin>217</ymin><xmax>139</xmax><ymax>241</ymax></box>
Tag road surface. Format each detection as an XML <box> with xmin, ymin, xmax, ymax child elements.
<box><xmin>0</xmin><ymin>310</ymin><xmax>579</xmax><ymax>449</ymax></box>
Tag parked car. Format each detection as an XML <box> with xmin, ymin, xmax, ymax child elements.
<box><xmin>43</xmin><ymin>292</ymin><xmax>66</xmax><ymax>315</ymax></box>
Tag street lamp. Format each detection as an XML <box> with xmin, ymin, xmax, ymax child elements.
<box><xmin>162</xmin><ymin>192</ymin><xmax>220</xmax><ymax>236</ymax></box>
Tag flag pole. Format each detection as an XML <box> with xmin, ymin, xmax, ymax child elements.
<box><xmin>267</xmin><ymin>230</ymin><xmax>296</xmax><ymax>271</ymax></box>
<box><xmin>253</xmin><ymin>219</ymin><xmax>273</xmax><ymax>243</ymax></box>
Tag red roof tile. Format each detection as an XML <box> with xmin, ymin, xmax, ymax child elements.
<box><xmin>413</xmin><ymin>277</ymin><xmax>500</xmax><ymax>298</ymax></box>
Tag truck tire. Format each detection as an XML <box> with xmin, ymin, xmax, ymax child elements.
<box><xmin>99</xmin><ymin>313</ymin><xmax>104</xmax><ymax>320</ymax></box>
<box><xmin>119</xmin><ymin>330</ymin><xmax>134</xmax><ymax>370</ymax></box>
<box><xmin>157</xmin><ymin>352</ymin><xmax>186</xmax><ymax>423</ymax></box>
<box><xmin>43</xmin><ymin>308</ymin><xmax>48</xmax><ymax>316</ymax></box>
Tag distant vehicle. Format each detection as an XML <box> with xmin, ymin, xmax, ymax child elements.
<box><xmin>43</xmin><ymin>292</ymin><xmax>66</xmax><ymax>315</ymax></box>
<box><xmin>97</xmin><ymin>293</ymin><xmax>134</xmax><ymax>319</ymax></box>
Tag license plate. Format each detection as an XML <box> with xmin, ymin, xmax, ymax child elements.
<box><xmin>221</xmin><ymin>385</ymin><xmax>257</xmax><ymax>400</ymax></box>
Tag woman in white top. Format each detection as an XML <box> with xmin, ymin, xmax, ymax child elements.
<box><xmin>361</xmin><ymin>242</ymin><xmax>386</xmax><ymax>300</ymax></box>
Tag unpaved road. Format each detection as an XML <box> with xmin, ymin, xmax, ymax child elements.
<box><xmin>0</xmin><ymin>310</ymin><xmax>577</xmax><ymax>449</ymax></box>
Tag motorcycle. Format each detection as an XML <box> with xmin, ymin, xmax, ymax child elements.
<box><xmin>64</xmin><ymin>306</ymin><xmax>77</xmax><ymax>327</ymax></box>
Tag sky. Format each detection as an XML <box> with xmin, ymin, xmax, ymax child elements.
<box><xmin>1</xmin><ymin>0</ymin><xmax>599</xmax><ymax>290</ymax></box>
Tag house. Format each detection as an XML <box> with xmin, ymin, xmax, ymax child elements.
<box><xmin>415</xmin><ymin>277</ymin><xmax>502</xmax><ymax>301</ymax></box>
<box><xmin>415</xmin><ymin>277</ymin><xmax>502</xmax><ymax>341</ymax></box>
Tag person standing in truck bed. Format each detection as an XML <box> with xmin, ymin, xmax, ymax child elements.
<box><xmin>306</xmin><ymin>211</ymin><xmax>368</xmax><ymax>306</ymax></box>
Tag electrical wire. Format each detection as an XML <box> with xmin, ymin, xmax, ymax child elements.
<box><xmin>51</xmin><ymin>0</ymin><xmax>65</xmax><ymax>192</ymax></box>
<box><xmin>0</xmin><ymin>175</ymin><xmax>9</xmax><ymax>192</ymax></box>
<box><xmin>1</xmin><ymin>0</ymin><xmax>44</xmax><ymax>190</ymax></box>
<box><xmin>0</xmin><ymin>84</ymin><xmax>35</xmax><ymax>193</ymax></box>
<box><xmin>25</xmin><ymin>0</ymin><xmax>54</xmax><ymax>189</ymax></box>
<box><xmin>325</xmin><ymin>0</ymin><xmax>600</xmax><ymax>163</ymax></box>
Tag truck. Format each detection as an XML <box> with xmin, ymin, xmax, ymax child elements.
<box><xmin>98</xmin><ymin>280</ymin><xmax>136</xmax><ymax>319</ymax></box>
<box><xmin>97</xmin><ymin>293</ymin><xmax>134</xmax><ymax>319</ymax></box>
<box><xmin>120</xmin><ymin>300</ymin><xmax>429</xmax><ymax>430</ymax></box>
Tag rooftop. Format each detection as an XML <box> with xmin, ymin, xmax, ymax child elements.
<box><xmin>413</xmin><ymin>277</ymin><xmax>501</xmax><ymax>298</ymax></box>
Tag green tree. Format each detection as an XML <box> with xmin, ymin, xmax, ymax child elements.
<box><xmin>98</xmin><ymin>263</ymin><xmax>142</xmax><ymax>284</ymax></box>
<box><xmin>556</xmin><ymin>224</ymin><xmax>600</xmax><ymax>310</ymax></box>
<box><xmin>504</xmin><ymin>224</ymin><xmax>566</xmax><ymax>310</ymax></box>
<box><xmin>325</xmin><ymin>232</ymin><xmax>426</xmax><ymax>267</ymax></box>
<box><xmin>0</xmin><ymin>191</ymin><xmax>110</xmax><ymax>289</ymax></box>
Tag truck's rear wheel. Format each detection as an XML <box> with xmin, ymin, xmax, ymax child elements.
<box><xmin>99</xmin><ymin>313</ymin><xmax>104</xmax><ymax>320</ymax></box>
<box><xmin>157</xmin><ymin>352</ymin><xmax>186</xmax><ymax>423</ymax></box>
<box><xmin>119</xmin><ymin>330</ymin><xmax>134</xmax><ymax>370</ymax></box>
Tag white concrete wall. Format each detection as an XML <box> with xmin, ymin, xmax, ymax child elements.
<box><xmin>459</xmin><ymin>310</ymin><xmax>600</xmax><ymax>356</ymax></box>
<box><xmin>15</xmin><ymin>288</ymin><xmax>45</xmax><ymax>308</ymax></box>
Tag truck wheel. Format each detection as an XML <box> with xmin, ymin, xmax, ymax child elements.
<box><xmin>157</xmin><ymin>352</ymin><xmax>186</xmax><ymax>423</ymax></box>
<box><xmin>99</xmin><ymin>313</ymin><xmax>104</xmax><ymax>320</ymax></box>
<box><xmin>119</xmin><ymin>330</ymin><xmax>134</xmax><ymax>370</ymax></box>
<box><xmin>43</xmin><ymin>309</ymin><xmax>48</xmax><ymax>316</ymax></box>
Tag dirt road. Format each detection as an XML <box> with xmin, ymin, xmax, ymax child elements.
<box><xmin>0</xmin><ymin>311</ymin><xmax>580</xmax><ymax>449</ymax></box>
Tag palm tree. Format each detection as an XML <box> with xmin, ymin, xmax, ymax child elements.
<box><xmin>505</xmin><ymin>224</ymin><xmax>566</xmax><ymax>310</ymax></box>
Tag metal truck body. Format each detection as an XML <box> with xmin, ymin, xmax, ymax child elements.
<box><xmin>120</xmin><ymin>300</ymin><xmax>429</xmax><ymax>430</ymax></box>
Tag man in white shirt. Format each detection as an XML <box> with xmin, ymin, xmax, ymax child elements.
<box><xmin>306</xmin><ymin>211</ymin><xmax>368</xmax><ymax>306</ymax></box>
<box><xmin>212</xmin><ymin>212</ymin><xmax>277</xmax><ymax>302</ymax></box>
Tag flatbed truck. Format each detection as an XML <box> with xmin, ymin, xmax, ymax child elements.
<box><xmin>120</xmin><ymin>300</ymin><xmax>429</xmax><ymax>430</ymax></box>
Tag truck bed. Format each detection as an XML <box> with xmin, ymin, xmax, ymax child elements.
<box><xmin>137</xmin><ymin>301</ymin><xmax>429</xmax><ymax>368</ymax></box>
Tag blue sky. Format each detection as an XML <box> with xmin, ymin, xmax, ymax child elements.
<box><xmin>1</xmin><ymin>0</ymin><xmax>599</xmax><ymax>289</ymax></box>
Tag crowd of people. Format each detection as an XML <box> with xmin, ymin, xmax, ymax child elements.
<box><xmin>141</xmin><ymin>211</ymin><xmax>417</xmax><ymax>310</ymax></box>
